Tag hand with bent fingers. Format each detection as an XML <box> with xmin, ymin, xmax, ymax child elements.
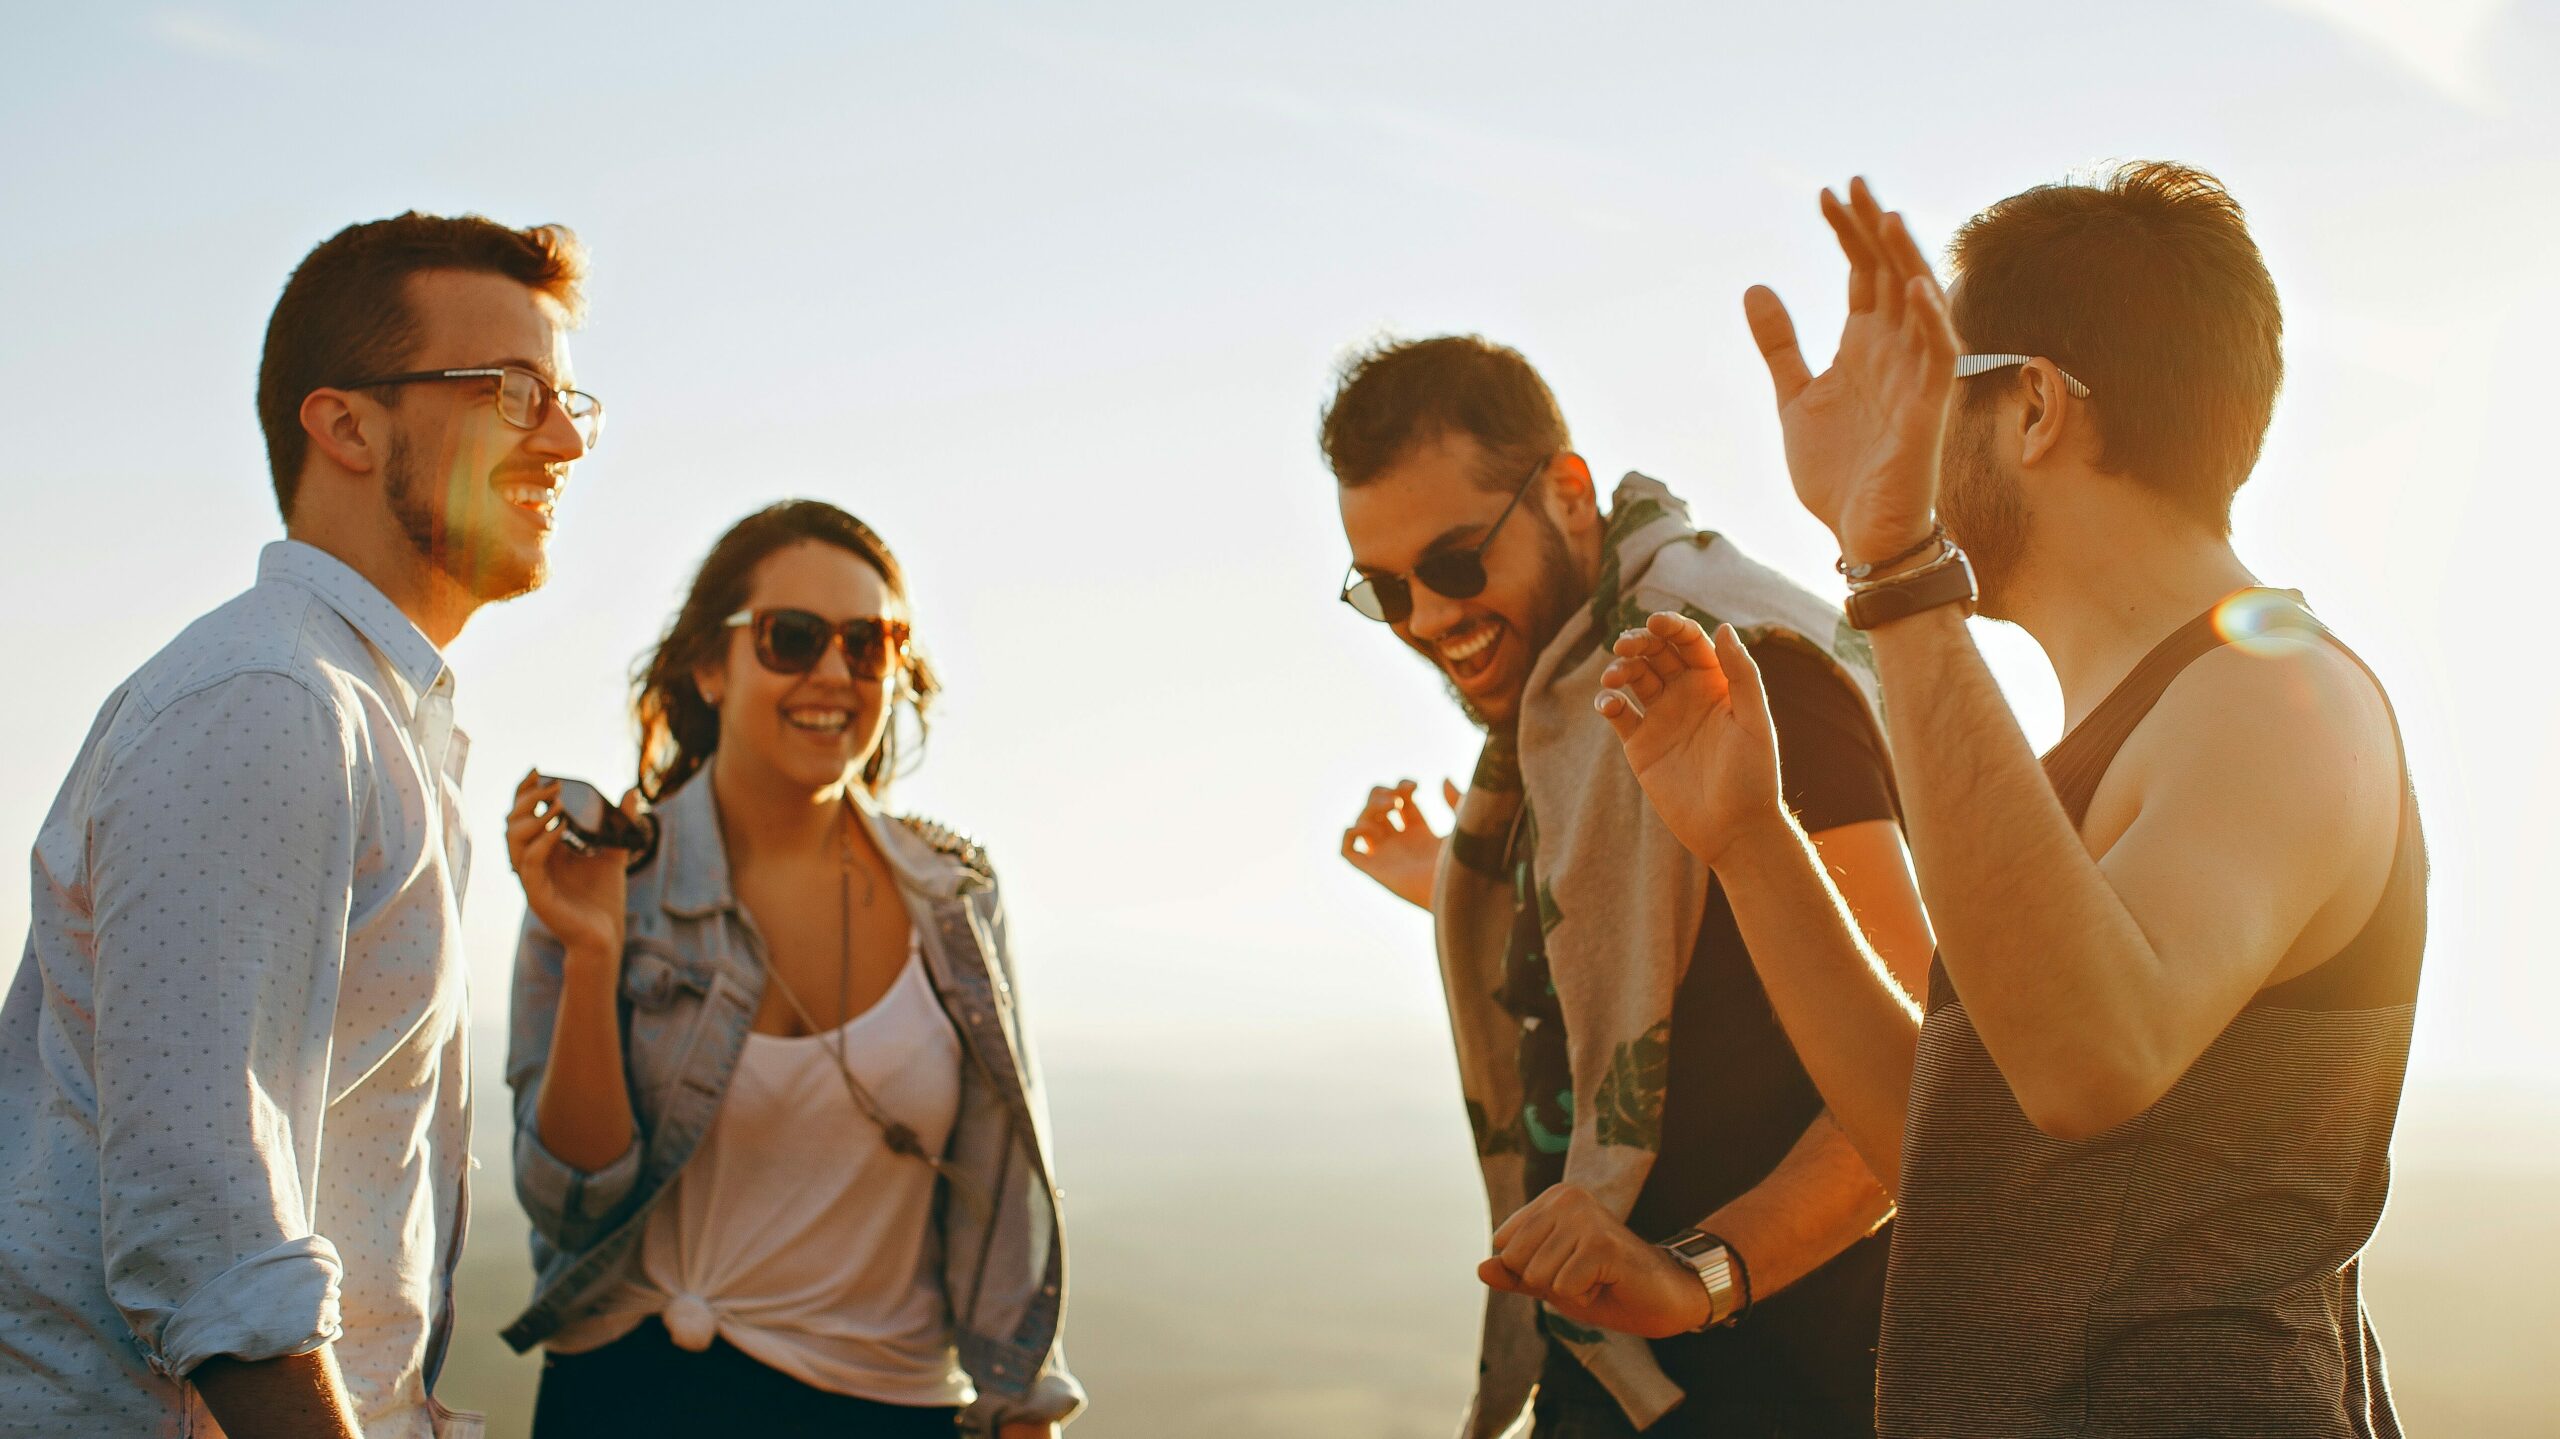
<box><xmin>1595</xmin><ymin>617</ymin><xmax>1786</xmax><ymax>869</ymax></box>
<box><xmin>1478</xmin><ymin>1183</ymin><xmax>1711</xmax><ymax>1340</ymax></box>
<box><xmin>506</xmin><ymin>769</ymin><xmax>636</xmax><ymax>961</ymax></box>
<box><xmin>1747</xmin><ymin>176</ymin><xmax>1962</xmax><ymax>566</ymax></box>
<box><xmin>1340</xmin><ymin>778</ymin><xmax>1461</xmax><ymax>911</ymax></box>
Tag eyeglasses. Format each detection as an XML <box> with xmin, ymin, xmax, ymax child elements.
<box><xmin>724</xmin><ymin>609</ymin><xmax>912</xmax><ymax>679</ymax></box>
<box><xmin>1340</xmin><ymin>455</ymin><xmax>1551</xmax><ymax>624</ymax></box>
<box><xmin>339</xmin><ymin>365</ymin><xmax>606</xmax><ymax>449</ymax></box>
<box><xmin>1955</xmin><ymin>353</ymin><xmax>2092</xmax><ymax>399</ymax></box>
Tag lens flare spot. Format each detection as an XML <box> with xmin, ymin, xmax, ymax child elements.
<box><xmin>2211</xmin><ymin>588</ymin><xmax>2320</xmax><ymax>657</ymax></box>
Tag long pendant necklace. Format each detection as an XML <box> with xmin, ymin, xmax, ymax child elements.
<box><xmin>762</xmin><ymin>799</ymin><xmax>927</xmax><ymax>1160</ymax></box>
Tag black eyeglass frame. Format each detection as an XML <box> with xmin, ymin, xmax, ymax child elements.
<box><xmin>723</xmin><ymin>608</ymin><xmax>913</xmax><ymax>680</ymax></box>
<box><xmin>337</xmin><ymin>365</ymin><xmax>605</xmax><ymax>449</ymax></box>
<box><xmin>1339</xmin><ymin>454</ymin><xmax>1553</xmax><ymax>624</ymax></box>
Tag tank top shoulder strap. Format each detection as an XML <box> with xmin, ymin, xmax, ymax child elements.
<box><xmin>2036</xmin><ymin>588</ymin><xmax>2424</xmax><ymax>1011</ymax></box>
<box><xmin>1930</xmin><ymin>595</ymin><xmax>2255</xmax><ymax>1012</ymax></box>
<box><xmin>2038</xmin><ymin>592</ymin><xmax>2285</xmax><ymax>828</ymax></box>
<box><xmin>1929</xmin><ymin>590</ymin><xmax>2424</xmax><ymax>1015</ymax></box>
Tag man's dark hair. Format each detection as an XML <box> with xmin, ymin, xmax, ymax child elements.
<box><xmin>1319</xmin><ymin>334</ymin><xmax>1570</xmax><ymax>489</ymax></box>
<box><xmin>256</xmin><ymin>211</ymin><xmax>588</xmax><ymax>520</ymax></box>
<box><xmin>1948</xmin><ymin>161</ymin><xmax>2282</xmax><ymax>531</ymax></box>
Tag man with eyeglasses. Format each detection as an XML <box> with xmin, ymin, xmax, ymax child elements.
<box><xmin>0</xmin><ymin>212</ymin><xmax>597</xmax><ymax>1438</ymax></box>
<box><xmin>1324</xmin><ymin>335</ymin><xmax>1933</xmax><ymax>1438</ymax></box>
<box><xmin>1595</xmin><ymin>167</ymin><xmax>2423</xmax><ymax>1437</ymax></box>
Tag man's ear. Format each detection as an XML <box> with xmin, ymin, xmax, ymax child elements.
<box><xmin>299</xmin><ymin>387</ymin><xmax>386</xmax><ymax>477</ymax></box>
<box><xmin>1548</xmin><ymin>451</ymin><xmax>1601</xmax><ymax>527</ymax></box>
<box><xmin>2016</xmin><ymin>362</ymin><xmax>2079</xmax><ymax>470</ymax></box>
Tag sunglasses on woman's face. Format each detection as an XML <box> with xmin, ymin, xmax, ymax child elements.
<box><xmin>1340</xmin><ymin>455</ymin><xmax>1550</xmax><ymax>624</ymax></box>
<box><xmin>723</xmin><ymin>609</ymin><xmax>911</xmax><ymax>679</ymax></box>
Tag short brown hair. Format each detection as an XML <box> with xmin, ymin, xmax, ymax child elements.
<box><xmin>1948</xmin><ymin>161</ymin><xmax>2282</xmax><ymax>530</ymax></box>
<box><xmin>1319</xmin><ymin>334</ymin><xmax>1570</xmax><ymax>489</ymax></box>
<box><xmin>256</xmin><ymin>212</ymin><xmax>588</xmax><ymax>518</ymax></box>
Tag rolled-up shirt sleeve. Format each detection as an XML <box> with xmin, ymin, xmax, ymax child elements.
<box><xmin>87</xmin><ymin>672</ymin><xmax>358</xmax><ymax>1376</ymax></box>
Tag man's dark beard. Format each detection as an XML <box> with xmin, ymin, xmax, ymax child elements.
<box><xmin>385</xmin><ymin>427</ymin><xmax>543</xmax><ymax>602</ymax></box>
<box><xmin>1940</xmin><ymin>396</ymin><xmax>2029</xmax><ymax>619</ymax></box>
<box><xmin>1434</xmin><ymin>506</ymin><xmax>1586</xmax><ymax>732</ymax></box>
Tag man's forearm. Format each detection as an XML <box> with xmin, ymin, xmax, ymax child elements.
<box><xmin>193</xmin><ymin>1347</ymin><xmax>362</xmax><ymax>1439</ymax></box>
<box><xmin>1864</xmin><ymin>607</ymin><xmax>2162</xmax><ymax>1114</ymax></box>
<box><xmin>1715</xmin><ymin>817</ymin><xmax>1921</xmax><ymax>1188</ymax></box>
<box><xmin>1694</xmin><ymin>1111</ymin><xmax>1892</xmax><ymax>1302</ymax></box>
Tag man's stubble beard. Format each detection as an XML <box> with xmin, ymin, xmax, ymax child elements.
<box><xmin>1437</xmin><ymin>507</ymin><xmax>1587</xmax><ymax>733</ymax></box>
<box><xmin>385</xmin><ymin>426</ymin><xmax>545</xmax><ymax>603</ymax></box>
<box><xmin>1941</xmin><ymin>396</ymin><xmax>2029</xmax><ymax>621</ymax></box>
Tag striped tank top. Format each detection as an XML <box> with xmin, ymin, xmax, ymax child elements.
<box><xmin>1876</xmin><ymin>591</ymin><xmax>2424</xmax><ymax>1438</ymax></box>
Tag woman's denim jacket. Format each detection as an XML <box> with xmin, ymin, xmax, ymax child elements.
<box><xmin>500</xmin><ymin>774</ymin><xmax>1082</xmax><ymax>1433</ymax></box>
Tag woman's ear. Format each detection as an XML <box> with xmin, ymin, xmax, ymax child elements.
<box><xmin>692</xmin><ymin>662</ymin><xmax>724</xmax><ymax>711</ymax></box>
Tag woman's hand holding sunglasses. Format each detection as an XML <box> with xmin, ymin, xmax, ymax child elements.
<box><xmin>507</xmin><ymin>770</ymin><xmax>641</xmax><ymax>971</ymax></box>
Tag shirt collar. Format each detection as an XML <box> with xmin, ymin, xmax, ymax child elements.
<box><xmin>258</xmin><ymin>540</ymin><xmax>451</xmax><ymax>701</ymax></box>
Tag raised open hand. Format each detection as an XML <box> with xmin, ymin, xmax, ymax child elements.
<box><xmin>1594</xmin><ymin>617</ymin><xmax>1785</xmax><ymax>868</ymax></box>
<box><xmin>1747</xmin><ymin>177</ymin><xmax>1960</xmax><ymax>567</ymax></box>
<box><xmin>1340</xmin><ymin>778</ymin><xmax>1459</xmax><ymax>911</ymax></box>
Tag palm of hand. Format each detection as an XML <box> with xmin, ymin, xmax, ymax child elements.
<box><xmin>1782</xmin><ymin>306</ymin><xmax>1944</xmax><ymax>557</ymax></box>
<box><xmin>1748</xmin><ymin>179</ymin><xmax>1960</xmax><ymax>564</ymax></box>
<box><xmin>1360</xmin><ymin>825</ymin><xmax>1438</xmax><ymax>895</ymax></box>
<box><xmin>1622</xmin><ymin>666</ymin><xmax>1779</xmax><ymax>866</ymax></box>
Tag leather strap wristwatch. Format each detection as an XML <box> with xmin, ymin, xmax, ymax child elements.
<box><xmin>1658</xmin><ymin>1228</ymin><xmax>1748</xmax><ymax>1330</ymax></box>
<box><xmin>1844</xmin><ymin>542</ymin><xmax>1978</xmax><ymax>631</ymax></box>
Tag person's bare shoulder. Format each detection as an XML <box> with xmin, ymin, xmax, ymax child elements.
<box><xmin>2086</xmin><ymin>630</ymin><xmax>2401</xmax><ymax>925</ymax></box>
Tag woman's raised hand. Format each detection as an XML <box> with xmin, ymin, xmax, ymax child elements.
<box><xmin>506</xmin><ymin>769</ymin><xmax>633</xmax><ymax>961</ymax></box>
<box><xmin>1595</xmin><ymin>617</ymin><xmax>1788</xmax><ymax>868</ymax></box>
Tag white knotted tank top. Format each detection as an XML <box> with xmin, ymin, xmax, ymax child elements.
<box><xmin>548</xmin><ymin>935</ymin><xmax>971</xmax><ymax>1406</ymax></box>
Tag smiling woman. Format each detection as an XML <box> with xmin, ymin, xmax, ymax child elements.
<box><xmin>632</xmin><ymin>503</ymin><xmax>941</xmax><ymax>804</ymax></box>
<box><xmin>498</xmin><ymin>500</ymin><xmax>1083</xmax><ymax>1438</ymax></box>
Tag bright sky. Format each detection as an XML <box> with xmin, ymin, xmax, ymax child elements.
<box><xmin>4</xmin><ymin>1</ymin><xmax>2554</xmax><ymax>1114</ymax></box>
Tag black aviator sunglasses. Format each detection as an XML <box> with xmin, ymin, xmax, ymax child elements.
<box><xmin>1340</xmin><ymin>455</ymin><xmax>1551</xmax><ymax>624</ymax></box>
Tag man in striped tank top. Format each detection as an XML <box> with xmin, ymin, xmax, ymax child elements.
<box><xmin>1586</xmin><ymin>165</ymin><xmax>2423</xmax><ymax>1437</ymax></box>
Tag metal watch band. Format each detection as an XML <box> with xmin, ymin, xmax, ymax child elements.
<box><xmin>1845</xmin><ymin>545</ymin><xmax>1978</xmax><ymax>631</ymax></box>
<box><xmin>1659</xmin><ymin>1228</ymin><xmax>1744</xmax><ymax>1330</ymax></box>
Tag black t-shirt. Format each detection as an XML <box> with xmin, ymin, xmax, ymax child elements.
<box><xmin>1504</xmin><ymin>639</ymin><xmax>1901</xmax><ymax>1438</ymax></box>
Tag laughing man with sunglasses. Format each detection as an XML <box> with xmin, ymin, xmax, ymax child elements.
<box><xmin>1324</xmin><ymin>336</ymin><xmax>1933</xmax><ymax>1439</ymax></box>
